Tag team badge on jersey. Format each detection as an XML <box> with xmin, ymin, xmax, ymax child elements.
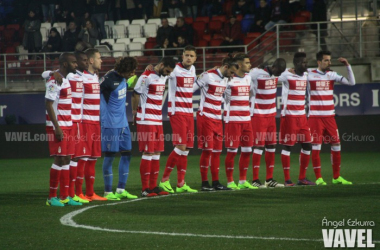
<box><xmin>48</xmin><ymin>84</ymin><xmax>55</xmax><ymax>92</ymax></box>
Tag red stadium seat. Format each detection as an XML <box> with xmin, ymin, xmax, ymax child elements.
<box><xmin>236</xmin><ymin>14</ymin><xmax>243</xmax><ymax>22</ymax></box>
<box><xmin>144</xmin><ymin>41</ymin><xmax>155</xmax><ymax>56</ymax></box>
<box><xmin>208</xmin><ymin>20</ymin><xmax>223</xmax><ymax>35</ymax></box>
<box><xmin>195</xmin><ymin>16</ymin><xmax>210</xmax><ymax>24</ymax></box>
<box><xmin>7</xmin><ymin>24</ymin><xmax>20</xmax><ymax>30</ymax></box>
<box><xmin>3</xmin><ymin>29</ymin><xmax>16</xmax><ymax>44</ymax></box>
<box><xmin>292</xmin><ymin>16</ymin><xmax>309</xmax><ymax>30</ymax></box>
<box><xmin>212</xmin><ymin>15</ymin><xmax>227</xmax><ymax>23</ymax></box>
<box><xmin>260</xmin><ymin>37</ymin><xmax>276</xmax><ymax>52</ymax></box>
<box><xmin>223</xmin><ymin>1</ymin><xmax>234</xmax><ymax>17</ymax></box>
<box><xmin>192</xmin><ymin>21</ymin><xmax>207</xmax><ymax>40</ymax></box>
<box><xmin>213</xmin><ymin>33</ymin><xmax>224</xmax><ymax>40</ymax></box>
<box><xmin>197</xmin><ymin>39</ymin><xmax>209</xmax><ymax>47</ymax></box>
<box><xmin>210</xmin><ymin>39</ymin><xmax>223</xmax><ymax>47</ymax></box>
<box><xmin>184</xmin><ymin>17</ymin><xmax>194</xmax><ymax>25</ymax></box>
<box><xmin>246</xmin><ymin>32</ymin><xmax>261</xmax><ymax>39</ymax></box>
<box><xmin>243</xmin><ymin>37</ymin><xmax>259</xmax><ymax>51</ymax></box>
<box><xmin>297</xmin><ymin>11</ymin><xmax>311</xmax><ymax>22</ymax></box>
<box><xmin>202</xmin><ymin>34</ymin><xmax>212</xmax><ymax>42</ymax></box>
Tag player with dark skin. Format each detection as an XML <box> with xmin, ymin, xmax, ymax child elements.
<box><xmin>45</xmin><ymin>53</ymin><xmax>77</xmax><ymax>167</ymax></box>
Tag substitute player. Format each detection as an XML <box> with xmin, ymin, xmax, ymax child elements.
<box><xmin>194</xmin><ymin>57</ymin><xmax>238</xmax><ymax>191</ymax></box>
<box><xmin>159</xmin><ymin>46</ymin><xmax>198</xmax><ymax>193</ymax></box>
<box><xmin>100</xmin><ymin>57</ymin><xmax>139</xmax><ymax>200</ymax></box>
<box><xmin>224</xmin><ymin>53</ymin><xmax>257</xmax><ymax>190</ymax></box>
<box><xmin>307</xmin><ymin>51</ymin><xmax>355</xmax><ymax>185</ymax></box>
<box><xmin>249</xmin><ymin>58</ymin><xmax>286</xmax><ymax>188</ymax></box>
<box><xmin>278</xmin><ymin>52</ymin><xmax>314</xmax><ymax>186</ymax></box>
<box><xmin>132</xmin><ymin>57</ymin><xmax>176</xmax><ymax>197</ymax></box>
<box><xmin>45</xmin><ymin>53</ymin><xmax>82</xmax><ymax>207</ymax></box>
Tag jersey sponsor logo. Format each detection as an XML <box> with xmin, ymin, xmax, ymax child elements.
<box><xmin>91</xmin><ymin>83</ymin><xmax>100</xmax><ymax>94</ymax></box>
<box><xmin>238</xmin><ymin>86</ymin><xmax>250</xmax><ymax>96</ymax></box>
<box><xmin>113</xmin><ymin>81</ymin><xmax>120</xmax><ymax>86</ymax></box>
<box><xmin>264</xmin><ymin>79</ymin><xmax>276</xmax><ymax>89</ymax></box>
<box><xmin>76</xmin><ymin>82</ymin><xmax>83</xmax><ymax>90</ymax></box>
<box><xmin>156</xmin><ymin>85</ymin><xmax>165</xmax><ymax>95</ymax></box>
<box><xmin>315</xmin><ymin>80</ymin><xmax>332</xmax><ymax>91</ymax></box>
<box><xmin>295</xmin><ymin>80</ymin><xmax>307</xmax><ymax>90</ymax></box>
<box><xmin>118</xmin><ymin>87</ymin><xmax>127</xmax><ymax>99</ymax></box>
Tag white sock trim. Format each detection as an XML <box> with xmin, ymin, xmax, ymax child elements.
<box><xmin>142</xmin><ymin>155</ymin><xmax>153</xmax><ymax>160</ymax></box>
<box><xmin>301</xmin><ymin>149</ymin><xmax>311</xmax><ymax>155</ymax></box>
<box><xmin>331</xmin><ymin>145</ymin><xmax>341</xmax><ymax>151</ymax></box>
<box><xmin>253</xmin><ymin>149</ymin><xmax>263</xmax><ymax>155</ymax></box>
<box><xmin>81</xmin><ymin>157</ymin><xmax>88</xmax><ymax>161</ymax></box>
<box><xmin>312</xmin><ymin>144</ymin><xmax>321</xmax><ymax>150</ymax></box>
<box><xmin>241</xmin><ymin>147</ymin><xmax>252</xmax><ymax>153</ymax></box>
<box><xmin>265</xmin><ymin>148</ymin><xmax>276</xmax><ymax>153</ymax></box>
<box><xmin>281</xmin><ymin>150</ymin><xmax>291</xmax><ymax>156</ymax></box>
<box><xmin>70</xmin><ymin>161</ymin><xmax>78</xmax><ymax>167</ymax></box>
<box><xmin>212</xmin><ymin>150</ymin><xmax>222</xmax><ymax>153</ymax></box>
<box><xmin>152</xmin><ymin>155</ymin><xmax>160</xmax><ymax>160</ymax></box>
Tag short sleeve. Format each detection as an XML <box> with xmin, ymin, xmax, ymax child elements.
<box><xmin>134</xmin><ymin>74</ymin><xmax>148</xmax><ymax>94</ymax></box>
<box><xmin>45</xmin><ymin>79</ymin><xmax>59</xmax><ymax>101</ymax></box>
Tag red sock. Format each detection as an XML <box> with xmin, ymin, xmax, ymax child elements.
<box><xmin>265</xmin><ymin>148</ymin><xmax>275</xmax><ymax>180</ymax></box>
<box><xmin>210</xmin><ymin>151</ymin><xmax>221</xmax><ymax>182</ymax></box>
<box><xmin>150</xmin><ymin>155</ymin><xmax>161</xmax><ymax>189</ymax></box>
<box><xmin>225</xmin><ymin>150</ymin><xmax>237</xmax><ymax>183</ymax></box>
<box><xmin>312</xmin><ymin>148</ymin><xmax>322</xmax><ymax>179</ymax></box>
<box><xmin>200</xmin><ymin>150</ymin><xmax>211</xmax><ymax>182</ymax></box>
<box><xmin>140</xmin><ymin>155</ymin><xmax>152</xmax><ymax>190</ymax></box>
<box><xmin>161</xmin><ymin>148</ymin><xmax>182</xmax><ymax>182</ymax></box>
<box><xmin>177</xmin><ymin>154</ymin><xmax>188</xmax><ymax>187</ymax></box>
<box><xmin>69</xmin><ymin>161</ymin><xmax>78</xmax><ymax>197</ymax></box>
<box><xmin>49</xmin><ymin>164</ymin><xmax>61</xmax><ymax>199</ymax></box>
<box><xmin>299</xmin><ymin>149</ymin><xmax>310</xmax><ymax>180</ymax></box>
<box><xmin>239</xmin><ymin>151</ymin><xmax>251</xmax><ymax>181</ymax></box>
<box><xmin>59</xmin><ymin>165</ymin><xmax>70</xmax><ymax>200</ymax></box>
<box><xmin>281</xmin><ymin>150</ymin><xmax>291</xmax><ymax>181</ymax></box>
<box><xmin>252</xmin><ymin>149</ymin><xmax>263</xmax><ymax>181</ymax></box>
<box><xmin>85</xmin><ymin>159</ymin><xmax>96</xmax><ymax>196</ymax></box>
<box><xmin>75</xmin><ymin>159</ymin><xmax>86</xmax><ymax>196</ymax></box>
<box><xmin>331</xmin><ymin>147</ymin><xmax>341</xmax><ymax>179</ymax></box>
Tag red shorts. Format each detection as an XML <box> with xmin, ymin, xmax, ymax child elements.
<box><xmin>82</xmin><ymin>123</ymin><xmax>101</xmax><ymax>158</ymax></box>
<box><xmin>137</xmin><ymin>124</ymin><xmax>164</xmax><ymax>153</ymax></box>
<box><xmin>308</xmin><ymin>116</ymin><xmax>340</xmax><ymax>144</ymax></box>
<box><xmin>72</xmin><ymin>122</ymin><xmax>88</xmax><ymax>158</ymax></box>
<box><xmin>251</xmin><ymin>116</ymin><xmax>277</xmax><ymax>147</ymax></box>
<box><xmin>170</xmin><ymin>115</ymin><xmax>194</xmax><ymax>148</ymax></box>
<box><xmin>197</xmin><ymin>113</ymin><xmax>223</xmax><ymax>150</ymax></box>
<box><xmin>279</xmin><ymin>116</ymin><xmax>312</xmax><ymax>146</ymax></box>
<box><xmin>47</xmin><ymin>128</ymin><xmax>74</xmax><ymax>156</ymax></box>
<box><xmin>224</xmin><ymin>122</ymin><xmax>253</xmax><ymax>148</ymax></box>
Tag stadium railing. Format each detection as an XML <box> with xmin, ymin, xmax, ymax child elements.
<box><xmin>1</xmin><ymin>20</ymin><xmax>379</xmax><ymax>92</ymax></box>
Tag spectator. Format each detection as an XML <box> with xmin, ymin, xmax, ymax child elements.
<box><xmin>155</xmin><ymin>37</ymin><xmax>175</xmax><ymax>55</ymax></box>
<box><xmin>55</xmin><ymin>8</ymin><xmax>74</xmax><ymax>27</ymax></box>
<box><xmin>78</xmin><ymin>20</ymin><xmax>99</xmax><ymax>48</ymax></box>
<box><xmin>41</xmin><ymin>0</ymin><xmax>56</xmax><ymax>23</ymax></box>
<box><xmin>231</xmin><ymin>0</ymin><xmax>251</xmax><ymax>16</ymax></box>
<box><xmin>42</xmin><ymin>27</ymin><xmax>62</xmax><ymax>58</ymax></box>
<box><xmin>264</xmin><ymin>0</ymin><xmax>290</xmax><ymax>31</ymax></box>
<box><xmin>62</xmin><ymin>21</ymin><xmax>80</xmax><ymax>52</ymax></box>
<box><xmin>23</xmin><ymin>10</ymin><xmax>42</xmax><ymax>58</ymax></box>
<box><xmin>168</xmin><ymin>0</ymin><xmax>181</xmax><ymax>18</ymax></box>
<box><xmin>221</xmin><ymin>15</ymin><xmax>242</xmax><ymax>52</ymax></box>
<box><xmin>153</xmin><ymin>0</ymin><xmax>164</xmax><ymax>18</ymax></box>
<box><xmin>87</xmin><ymin>0</ymin><xmax>108</xmax><ymax>39</ymax></box>
<box><xmin>311</xmin><ymin>0</ymin><xmax>328</xmax><ymax>51</ymax></box>
<box><xmin>143</xmin><ymin>0</ymin><xmax>154</xmax><ymax>20</ymax></box>
<box><xmin>134</xmin><ymin>0</ymin><xmax>144</xmax><ymax>19</ymax></box>
<box><xmin>250</xmin><ymin>0</ymin><xmax>271</xmax><ymax>33</ymax></box>
<box><xmin>173</xmin><ymin>35</ymin><xmax>188</xmax><ymax>55</ymax></box>
<box><xmin>171</xmin><ymin>17</ymin><xmax>194</xmax><ymax>45</ymax></box>
<box><xmin>156</xmin><ymin>18</ymin><xmax>174</xmax><ymax>47</ymax></box>
<box><xmin>120</xmin><ymin>0</ymin><xmax>136</xmax><ymax>21</ymax></box>
<box><xmin>201</xmin><ymin>0</ymin><xmax>223</xmax><ymax>18</ymax></box>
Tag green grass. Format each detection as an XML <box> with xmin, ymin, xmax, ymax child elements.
<box><xmin>1</xmin><ymin>152</ymin><xmax>380</xmax><ymax>249</ymax></box>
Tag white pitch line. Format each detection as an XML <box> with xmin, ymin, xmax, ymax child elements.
<box><xmin>60</xmin><ymin>193</ymin><xmax>380</xmax><ymax>243</ymax></box>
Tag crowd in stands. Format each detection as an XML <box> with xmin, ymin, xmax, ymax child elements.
<box><xmin>0</xmin><ymin>0</ymin><xmax>322</xmax><ymax>58</ymax></box>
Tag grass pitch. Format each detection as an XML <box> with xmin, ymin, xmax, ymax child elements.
<box><xmin>1</xmin><ymin>152</ymin><xmax>379</xmax><ymax>249</ymax></box>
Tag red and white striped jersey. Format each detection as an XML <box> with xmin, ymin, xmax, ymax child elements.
<box><xmin>45</xmin><ymin>75</ymin><xmax>72</xmax><ymax>129</ymax></box>
<box><xmin>223</xmin><ymin>73</ymin><xmax>251</xmax><ymax>123</ymax></box>
<box><xmin>82</xmin><ymin>70</ymin><xmax>100</xmax><ymax>124</ymax></box>
<box><xmin>168</xmin><ymin>63</ymin><xmax>197</xmax><ymax>116</ymax></box>
<box><xmin>249</xmin><ymin>67</ymin><xmax>278</xmax><ymax>117</ymax></box>
<box><xmin>193</xmin><ymin>69</ymin><xmax>227</xmax><ymax>121</ymax></box>
<box><xmin>307</xmin><ymin>67</ymin><xmax>355</xmax><ymax>117</ymax></box>
<box><xmin>278</xmin><ymin>69</ymin><xmax>308</xmax><ymax>117</ymax></box>
<box><xmin>67</xmin><ymin>71</ymin><xmax>84</xmax><ymax>123</ymax></box>
<box><xmin>134</xmin><ymin>70</ymin><xmax>167</xmax><ymax>125</ymax></box>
